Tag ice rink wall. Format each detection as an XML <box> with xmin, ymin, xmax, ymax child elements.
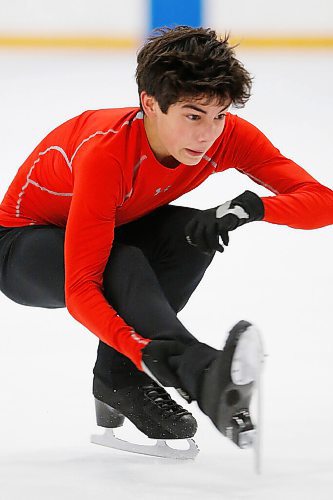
<box><xmin>0</xmin><ymin>0</ymin><xmax>332</xmax><ymax>48</ymax></box>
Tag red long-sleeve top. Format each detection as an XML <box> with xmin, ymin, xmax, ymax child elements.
<box><xmin>0</xmin><ymin>108</ymin><xmax>332</xmax><ymax>368</ymax></box>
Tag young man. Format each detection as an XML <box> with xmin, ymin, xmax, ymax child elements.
<box><xmin>0</xmin><ymin>26</ymin><xmax>332</xmax><ymax>457</ymax></box>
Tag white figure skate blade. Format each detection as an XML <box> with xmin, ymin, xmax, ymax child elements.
<box><xmin>91</xmin><ymin>428</ymin><xmax>199</xmax><ymax>460</ymax></box>
<box><xmin>231</xmin><ymin>324</ymin><xmax>264</xmax><ymax>385</ymax></box>
<box><xmin>230</xmin><ymin>323</ymin><xmax>265</xmax><ymax>474</ymax></box>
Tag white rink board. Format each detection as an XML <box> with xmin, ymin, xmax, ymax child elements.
<box><xmin>204</xmin><ymin>0</ymin><xmax>333</xmax><ymax>35</ymax></box>
<box><xmin>0</xmin><ymin>0</ymin><xmax>148</xmax><ymax>36</ymax></box>
<box><xmin>0</xmin><ymin>0</ymin><xmax>332</xmax><ymax>36</ymax></box>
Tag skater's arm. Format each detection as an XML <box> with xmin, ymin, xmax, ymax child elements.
<box><xmin>228</xmin><ymin>116</ymin><xmax>333</xmax><ymax>229</ymax></box>
<box><xmin>64</xmin><ymin>144</ymin><xmax>150</xmax><ymax>369</ymax></box>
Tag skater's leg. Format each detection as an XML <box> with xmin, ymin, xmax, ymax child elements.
<box><xmin>0</xmin><ymin>226</ymin><xmax>198</xmax><ymax>441</ymax></box>
<box><xmin>0</xmin><ymin>225</ymin><xmax>65</xmax><ymax>308</ymax></box>
<box><xmin>94</xmin><ymin>241</ymin><xmax>201</xmax><ymax>387</ymax></box>
<box><xmin>93</xmin><ymin>239</ymin><xmax>200</xmax><ymax>440</ymax></box>
<box><xmin>94</xmin><ymin>205</ymin><xmax>218</xmax><ymax>391</ymax></box>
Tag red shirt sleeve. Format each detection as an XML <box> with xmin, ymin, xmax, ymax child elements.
<box><xmin>64</xmin><ymin>141</ymin><xmax>149</xmax><ymax>369</ymax></box>
<box><xmin>225</xmin><ymin>116</ymin><xmax>333</xmax><ymax>229</ymax></box>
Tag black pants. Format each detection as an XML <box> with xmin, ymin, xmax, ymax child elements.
<box><xmin>0</xmin><ymin>205</ymin><xmax>216</xmax><ymax>395</ymax></box>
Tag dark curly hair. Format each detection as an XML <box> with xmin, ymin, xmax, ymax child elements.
<box><xmin>136</xmin><ymin>26</ymin><xmax>252</xmax><ymax>113</ymax></box>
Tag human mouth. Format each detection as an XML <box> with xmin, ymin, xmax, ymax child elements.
<box><xmin>185</xmin><ymin>148</ymin><xmax>205</xmax><ymax>157</ymax></box>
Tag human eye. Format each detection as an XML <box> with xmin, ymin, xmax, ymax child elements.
<box><xmin>215</xmin><ymin>113</ymin><xmax>226</xmax><ymax>120</ymax></box>
<box><xmin>186</xmin><ymin>114</ymin><xmax>201</xmax><ymax>121</ymax></box>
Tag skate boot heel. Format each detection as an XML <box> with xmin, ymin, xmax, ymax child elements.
<box><xmin>225</xmin><ymin>408</ymin><xmax>256</xmax><ymax>448</ymax></box>
<box><xmin>94</xmin><ymin>398</ymin><xmax>125</xmax><ymax>428</ymax></box>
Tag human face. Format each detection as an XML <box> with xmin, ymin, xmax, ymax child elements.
<box><xmin>142</xmin><ymin>93</ymin><xmax>230</xmax><ymax>166</ymax></box>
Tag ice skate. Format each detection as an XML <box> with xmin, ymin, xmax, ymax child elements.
<box><xmin>198</xmin><ymin>320</ymin><xmax>264</xmax><ymax>469</ymax></box>
<box><xmin>91</xmin><ymin>376</ymin><xmax>199</xmax><ymax>460</ymax></box>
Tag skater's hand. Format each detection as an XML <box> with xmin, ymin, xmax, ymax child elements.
<box><xmin>141</xmin><ymin>339</ymin><xmax>187</xmax><ymax>388</ymax></box>
<box><xmin>184</xmin><ymin>190</ymin><xmax>264</xmax><ymax>254</ymax></box>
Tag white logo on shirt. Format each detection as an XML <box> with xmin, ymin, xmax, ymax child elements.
<box><xmin>154</xmin><ymin>185</ymin><xmax>172</xmax><ymax>196</ymax></box>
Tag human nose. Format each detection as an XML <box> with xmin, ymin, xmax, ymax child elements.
<box><xmin>196</xmin><ymin>122</ymin><xmax>220</xmax><ymax>143</ymax></box>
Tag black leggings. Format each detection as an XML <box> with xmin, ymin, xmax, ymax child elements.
<box><xmin>0</xmin><ymin>205</ymin><xmax>215</xmax><ymax>389</ymax></box>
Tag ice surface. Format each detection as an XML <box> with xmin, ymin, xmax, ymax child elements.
<box><xmin>0</xmin><ymin>47</ymin><xmax>332</xmax><ymax>499</ymax></box>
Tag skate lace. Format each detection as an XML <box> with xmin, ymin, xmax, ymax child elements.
<box><xmin>142</xmin><ymin>385</ymin><xmax>191</xmax><ymax>419</ymax></box>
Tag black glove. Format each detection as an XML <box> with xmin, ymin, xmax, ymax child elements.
<box><xmin>184</xmin><ymin>190</ymin><xmax>264</xmax><ymax>254</ymax></box>
<box><xmin>141</xmin><ymin>339</ymin><xmax>188</xmax><ymax>388</ymax></box>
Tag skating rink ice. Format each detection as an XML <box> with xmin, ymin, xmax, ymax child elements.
<box><xmin>0</xmin><ymin>46</ymin><xmax>332</xmax><ymax>499</ymax></box>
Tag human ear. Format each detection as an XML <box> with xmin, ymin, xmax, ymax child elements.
<box><xmin>140</xmin><ymin>91</ymin><xmax>157</xmax><ymax>117</ymax></box>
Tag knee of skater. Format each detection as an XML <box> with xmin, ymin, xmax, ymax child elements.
<box><xmin>108</xmin><ymin>244</ymin><xmax>147</xmax><ymax>270</ymax></box>
<box><xmin>173</xmin><ymin>234</ymin><xmax>215</xmax><ymax>275</ymax></box>
<box><xmin>13</xmin><ymin>226</ymin><xmax>65</xmax><ymax>261</ymax></box>
<box><xmin>0</xmin><ymin>281</ymin><xmax>65</xmax><ymax>308</ymax></box>
<box><xmin>2</xmin><ymin>226</ymin><xmax>65</xmax><ymax>308</ymax></box>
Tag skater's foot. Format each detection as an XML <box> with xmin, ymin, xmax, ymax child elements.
<box><xmin>197</xmin><ymin>320</ymin><xmax>263</xmax><ymax>448</ymax></box>
<box><xmin>93</xmin><ymin>376</ymin><xmax>197</xmax><ymax>439</ymax></box>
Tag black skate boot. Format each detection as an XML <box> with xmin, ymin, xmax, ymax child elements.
<box><xmin>91</xmin><ymin>375</ymin><xmax>199</xmax><ymax>459</ymax></box>
<box><xmin>93</xmin><ymin>375</ymin><xmax>197</xmax><ymax>439</ymax></box>
<box><xmin>197</xmin><ymin>320</ymin><xmax>264</xmax><ymax>449</ymax></box>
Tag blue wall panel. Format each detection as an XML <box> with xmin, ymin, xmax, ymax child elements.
<box><xmin>150</xmin><ymin>0</ymin><xmax>202</xmax><ymax>31</ymax></box>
